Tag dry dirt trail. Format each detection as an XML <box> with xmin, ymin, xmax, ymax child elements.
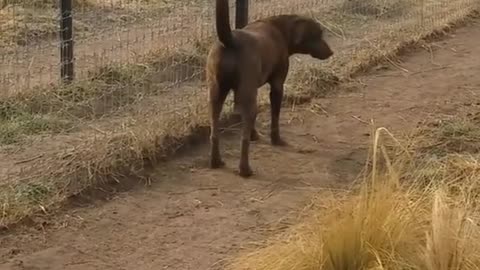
<box><xmin>0</xmin><ymin>21</ymin><xmax>479</xmax><ymax>270</ymax></box>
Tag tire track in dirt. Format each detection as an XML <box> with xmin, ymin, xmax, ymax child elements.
<box><xmin>0</xmin><ymin>21</ymin><xmax>479</xmax><ymax>270</ymax></box>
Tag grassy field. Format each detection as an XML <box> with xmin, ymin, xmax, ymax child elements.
<box><xmin>0</xmin><ymin>0</ymin><xmax>478</xmax><ymax>239</ymax></box>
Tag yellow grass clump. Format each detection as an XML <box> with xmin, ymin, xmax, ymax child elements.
<box><xmin>228</xmin><ymin>121</ymin><xmax>480</xmax><ymax>270</ymax></box>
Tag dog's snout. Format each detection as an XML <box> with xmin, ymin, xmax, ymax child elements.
<box><xmin>317</xmin><ymin>40</ymin><xmax>333</xmax><ymax>60</ymax></box>
<box><xmin>319</xmin><ymin>47</ymin><xmax>333</xmax><ymax>60</ymax></box>
<box><xmin>326</xmin><ymin>49</ymin><xmax>334</xmax><ymax>58</ymax></box>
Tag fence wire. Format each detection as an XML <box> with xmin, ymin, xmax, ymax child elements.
<box><xmin>0</xmin><ymin>0</ymin><xmax>478</xmax><ymax>104</ymax></box>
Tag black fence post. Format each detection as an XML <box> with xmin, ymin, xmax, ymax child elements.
<box><xmin>60</xmin><ymin>0</ymin><xmax>74</xmax><ymax>83</ymax></box>
<box><xmin>235</xmin><ymin>0</ymin><xmax>249</xmax><ymax>29</ymax></box>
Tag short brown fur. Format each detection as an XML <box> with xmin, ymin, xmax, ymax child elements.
<box><xmin>207</xmin><ymin>0</ymin><xmax>334</xmax><ymax>177</ymax></box>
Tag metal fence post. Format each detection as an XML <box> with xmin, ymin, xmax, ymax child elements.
<box><xmin>235</xmin><ymin>0</ymin><xmax>249</xmax><ymax>29</ymax></box>
<box><xmin>60</xmin><ymin>0</ymin><xmax>74</xmax><ymax>83</ymax></box>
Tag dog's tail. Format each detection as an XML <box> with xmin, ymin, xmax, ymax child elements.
<box><xmin>216</xmin><ymin>0</ymin><xmax>234</xmax><ymax>48</ymax></box>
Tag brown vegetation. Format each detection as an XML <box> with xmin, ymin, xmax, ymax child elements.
<box><xmin>227</xmin><ymin>116</ymin><xmax>480</xmax><ymax>270</ymax></box>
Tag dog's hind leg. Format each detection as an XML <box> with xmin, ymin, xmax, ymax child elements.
<box><xmin>209</xmin><ymin>83</ymin><xmax>229</xmax><ymax>169</ymax></box>
<box><xmin>238</xmin><ymin>87</ymin><xmax>258</xmax><ymax>178</ymax></box>
<box><xmin>234</xmin><ymin>89</ymin><xmax>259</xmax><ymax>141</ymax></box>
<box><xmin>269</xmin><ymin>78</ymin><xmax>287</xmax><ymax>146</ymax></box>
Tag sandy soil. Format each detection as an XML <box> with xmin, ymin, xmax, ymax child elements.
<box><xmin>0</xmin><ymin>21</ymin><xmax>479</xmax><ymax>270</ymax></box>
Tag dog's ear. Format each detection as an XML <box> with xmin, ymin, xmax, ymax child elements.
<box><xmin>293</xmin><ymin>20</ymin><xmax>307</xmax><ymax>45</ymax></box>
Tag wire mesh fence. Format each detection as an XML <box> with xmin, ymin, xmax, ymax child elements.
<box><xmin>0</xmin><ymin>0</ymin><xmax>477</xmax><ymax>126</ymax></box>
<box><xmin>0</xmin><ymin>0</ymin><xmax>477</xmax><ymax>156</ymax></box>
<box><xmin>0</xmin><ymin>0</ymin><xmax>211</xmax><ymax>95</ymax></box>
<box><xmin>0</xmin><ymin>0</ymin><xmax>477</xmax><ymax>96</ymax></box>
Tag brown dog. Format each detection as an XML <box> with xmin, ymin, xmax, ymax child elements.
<box><xmin>207</xmin><ymin>0</ymin><xmax>334</xmax><ymax>177</ymax></box>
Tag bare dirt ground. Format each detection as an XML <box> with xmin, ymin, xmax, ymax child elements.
<box><xmin>0</xmin><ymin>21</ymin><xmax>479</xmax><ymax>270</ymax></box>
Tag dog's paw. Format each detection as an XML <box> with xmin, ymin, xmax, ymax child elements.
<box><xmin>271</xmin><ymin>137</ymin><xmax>288</xmax><ymax>146</ymax></box>
<box><xmin>238</xmin><ymin>165</ymin><xmax>253</xmax><ymax>178</ymax></box>
<box><xmin>210</xmin><ymin>158</ymin><xmax>225</xmax><ymax>169</ymax></box>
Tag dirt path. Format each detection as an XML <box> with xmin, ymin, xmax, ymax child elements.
<box><xmin>0</xmin><ymin>22</ymin><xmax>479</xmax><ymax>270</ymax></box>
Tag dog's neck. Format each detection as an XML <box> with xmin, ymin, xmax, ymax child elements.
<box><xmin>262</xmin><ymin>15</ymin><xmax>305</xmax><ymax>56</ymax></box>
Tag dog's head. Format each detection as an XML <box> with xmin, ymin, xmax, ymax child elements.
<box><xmin>292</xmin><ymin>17</ymin><xmax>333</xmax><ymax>60</ymax></box>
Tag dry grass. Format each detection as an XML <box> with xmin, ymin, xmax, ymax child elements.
<box><xmin>227</xmin><ymin>117</ymin><xmax>480</xmax><ymax>270</ymax></box>
<box><xmin>1</xmin><ymin>0</ymin><xmax>92</xmax><ymax>9</ymax></box>
<box><xmin>0</xmin><ymin>64</ymin><xmax>148</xmax><ymax>145</ymax></box>
<box><xmin>0</xmin><ymin>5</ymin><xmax>91</xmax><ymax>48</ymax></box>
<box><xmin>0</xmin><ymin>0</ymin><xmax>478</xmax><ymax>228</ymax></box>
<box><xmin>0</xmin><ymin>113</ymin><xmax>72</xmax><ymax>145</ymax></box>
<box><xmin>99</xmin><ymin>0</ymin><xmax>187</xmax><ymax>9</ymax></box>
<box><xmin>339</xmin><ymin>0</ymin><xmax>409</xmax><ymax>18</ymax></box>
<box><xmin>0</xmin><ymin>46</ymin><xmax>206</xmax><ymax>147</ymax></box>
<box><xmin>0</xmin><ymin>6</ymin><xmax>57</xmax><ymax>47</ymax></box>
<box><xmin>0</xmin><ymin>0</ymin><xmax>184</xmax><ymax>48</ymax></box>
<box><xmin>0</xmin><ymin>42</ymin><xmax>205</xmax><ymax>119</ymax></box>
<box><xmin>398</xmin><ymin>117</ymin><xmax>480</xmax><ymax>189</ymax></box>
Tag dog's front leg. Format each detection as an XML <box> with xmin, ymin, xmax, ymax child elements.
<box><xmin>269</xmin><ymin>79</ymin><xmax>287</xmax><ymax>146</ymax></box>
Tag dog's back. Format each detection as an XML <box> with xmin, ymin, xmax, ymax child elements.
<box><xmin>208</xmin><ymin>3</ymin><xmax>289</xmax><ymax>90</ymax></box>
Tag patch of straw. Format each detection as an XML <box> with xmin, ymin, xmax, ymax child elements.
<box><xmin>228</xmin><ymin>121</ymin><xmax>480</xmax><ymax>270</ymax></box>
